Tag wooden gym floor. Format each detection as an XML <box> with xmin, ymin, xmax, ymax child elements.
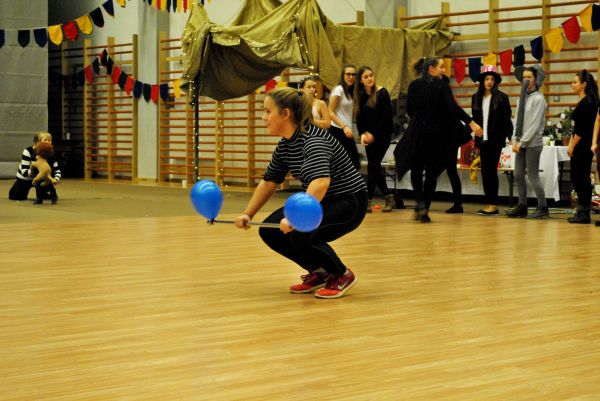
<box><xmin>1</xmin><ymin>179</ymin><xmax>599</xmax><ymax>401</ymax></box>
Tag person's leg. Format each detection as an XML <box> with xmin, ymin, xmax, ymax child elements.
<box><xmin>525</xmin><ymin>145</ymin><xmax>546</xmax><ymax>207</ymax></box>
<box><xmin>480</xmin><ymin>142</ymin><xmax>502</xmax><ymax>209</ymax></box>
<box><xmin>506</xmin><ymin>148</ymin><xmax>528</xmax><ymax>217</ymax></box>
<box><xmin>445</xmin><ymin>148</ymin><xmax>463</xmax><ymax>213</ymax></box>
<box><xmin>366</xmin><ymin>139</ymin><xmax>391</xmax><ymax>198</ymax></box>
<box><xmin>569</xmin><ymin>151</ymin><xmax>593</xmax><ymax>223</ymax></box>
<box><xmin>8</xmin><ymin>178</ymin><xmax>32</xmax><ymax>201</ymax></box>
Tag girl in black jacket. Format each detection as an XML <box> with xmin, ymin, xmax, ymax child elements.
<box><xmin>471</xmin><ymin>65</ymin><xmax>513</xmax><ymax>215</ymax></box>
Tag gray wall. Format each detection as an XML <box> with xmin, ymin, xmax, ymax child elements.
<box><xmin>0</xmin><ymin>1</ymin><xmax>48</xmax><ymax>178</ymax></box>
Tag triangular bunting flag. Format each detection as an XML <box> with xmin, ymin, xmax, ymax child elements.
<box><xmin>184</xmin><ymin>0</ymin><xmax>188</xmax><ymax>12</ymax></box>
<box><xmin>265</xmin><ymin>79</ymin><xmax>277</xmax><ymax>92</ymax></box>
<box><xmin>468</xmin><ymin>58</ymin><xmax>481</xmax><ymax>82</ymax></box>
<box><xmin>76</xmin><ymin>15</ymin><xmax>93</xmax><ymax>35</ymax></box>
<box><xmin>513</xmin><ymin>45</ymin><xmax>525</xmax><ymax>67</ymax></box>
<box><xmin>125</xmin><ymin>76</ymin><xmax>135</xmax><ymax>95</ymax></box>
<box><xmin>77</xmin><ymin>70</ymin><xmax>86</xmax><ymax>87</ymax></box>
<box><xmin>143</xmin><ymin>84</ymin><xmax>152</xmax><ymax>102</ymax></box>
<box><xmin>453</xmin><ymin>58</ymin><xmax>466</xmax><ymax>84</ymax></box>
<box><xmin>90</xmin><ymin>8</ymin><xmax>105</xmax><ymax>27</ymax></box>
<box><xmin>48</xmin><ymin>25</ymin><xmax>63</xmax><ymax>45</ymax></box>
<box><xmin>562</xmin><ymin>16</ymin><xmax>580</xmax><ymax>44</ymax></box>
<box><xmin>107</xmin><ymin>57</ymin><xmax>114</xmax><ymax>74</ymax></box>
<box><xmin>160</xmin><ymin>84</ymin><xmax>169</xmax><ymax>102</ymax></box>
<box><xmin>103</xmin><ymin>0</ymin><xmax>115</xmax><ymax>17</ymax></box>
<box><xmin>63</xmin><ymin>21</ymin><xmax>79</xmax><ymax>42</ymax></box>
<box><xmin>33</xmin><ymin>28</ymin><xmax>48</xmax><ymax>47</ymax></box>
<box><xmin>118</xmin><ymin>71</ymin><xmax>128</xmax><ymax>90</ymax></box>
<box><xmin>443</xmin><ymin>58</ymin><xmax>451</xmax><ymax>78</ymax></box>
<box><xmin>100</xmin><ymin>49</ymin><xmax>108</xmax><ymax>66</ymax></box>
<box><xmin>92</xmin><ymin>58</ymin><xmax>101</xmax><ymax>74</ymax></box>
<box><xmin>544</xmin><ymin>27</ymin><xmax>563</xmax><ymax>54</ymax></box>
<box><xmin>482</xmin><ymin>54</ymin><xmax>496</xmax><ymax>67</ymax></box>
<box><xmin>133</xmin><ymin>80</ymin><xmax>143</xmax><ymax>98</ymax></box>
<box><xmin>85</xmin><ymin>65</ymin><xmax>94</xmax><ymax>84</ymax></box>
<box><xmin>151</xmin><ymin>85</ymin><xmax>159</xmax><ymax>103</ymax></box>
<box><xmin>173</xmin><ymin>79</ymin><xmax>181</xmax><ymax>97</ymax></box>
<box><xmin>593</xmin><ymin>4</ymin><xmax>600</xmax><ymax>31</ymax></box>
<box><xmin>530</xmin><ymin>36</ymin><xmax>543</xmax><ymax>60</ymax></box>
<box><xmin>499</xmin><ymin>49</ymin><xmax>512</xmax><ymax>76</ymax></box>
<box><xmin>112</xmin><ymin>66</ymin><xmax>122</xmax><ymax>84</ymax></box>
<box><xmin>579</xmin><ymin>5</ymin><xmax>593</xmax><ymax>32</ymax></box>
<box><xmin>117</xmin><ymin>0</ymin><xmax>126</xmax><ymax>6</ymax></box>
<box><xmin>18</xmin><ymin>30</ymin><xmax>31</xmax><ymax>48</ymax></box>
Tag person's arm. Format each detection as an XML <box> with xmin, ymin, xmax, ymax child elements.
<box><xmin>441</xmin><ymin>81</ymin><xmax>482</xmax><ymax>135</ymax></box>
<box><xmin>502</xmin><ymin>93</ymin><xmax>514</xmax><ymax>142</ymax></box>
<box><xmin>235</xmin><ymin>179</ymin><xmax>279</xmax><ymax>229</ymax></box>
<box><xmin>591</xmin><ymin>111</ymin><xmax>600</xmax><ymax>153</ymax></box>
<box><xmin>50</xmin><ymin>158</ymin><xmax>61</xmax><ymax>184</ymax></box>
<box><xmin>373</xmin><ymin>88</ymin><xmax>393</xmax><ymax>141</ymax></box>
<box><xmin>20</xmin><ymin>148</ymin><xmax>34</xmax><ymax>177</ymax></box>
<box><xmin>312</xmin><ymin>100</ymin><xmax>331</xmax><ymax>129</ymax></box>
<box><xmin>568</xmin><ymin>134</ymin><xmax>581</xmax><ymax>157</ymax></box>
<box><xmin>518</xmin><ymin>96</ymin><xmax>546</xmax><ymax>148</ymax></box>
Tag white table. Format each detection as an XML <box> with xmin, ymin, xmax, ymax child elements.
<box><xmin>369</xmin><ymin>144</ymin><xmax>570</xmax><ymax>202</ymax></box>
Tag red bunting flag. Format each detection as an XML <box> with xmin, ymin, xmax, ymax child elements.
<box><xmin>453</xmin><ymin>58</ymin><xmax>466</xmax><ymax>84</ymax></box>
<box><xmin>84</xmin><ymin>65</ymin><xmax>93</xmax><ymax>84</ymax></box>
<box><xmin>184</xmin><ymin>0</ymin><xmax>188</xmax><ymax>12</ymax></box>
<box><xmin>562</xmin><ymin>16</ymin><xmax>581</xmax><ymax>44</ymax></box>
<box><xmin>151</xmin><ymin>84</ymin><xmax>159</xmax><ymax>103</ymax></box>
<box><xmin>63</xmin><ymin>21</ymin><xmax>79</xmax><ymax>42</ymax></box>
<box><xmin>112</xmin><ymin>66</ymin><xmax>121</xmax><ymax>84</ymax></box>
<box><xmin>265</xmin><ymin>79</ymin><xmax>277</xmax><ymax>92</ymax></box>
<box><xmin>498</xmin><ymin>49</ymin><xmax>513</xmax><ymax>76</ymax></box>
<box><xmin>125</xmin><ymin>76</ymin><xmax>134</xmax><ymax>95</ymax></box>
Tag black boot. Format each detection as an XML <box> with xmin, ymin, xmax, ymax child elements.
<box><xmin>505</xmin><ymin>204</ymin><xmax>528</xmax><ymax>217</ymax></box>
<box><xmin>445</xmin><ymin>203</ymin><xmax>464</xmax><ymax>213</ymax></box>
<box><xmin>568</xmin><ymin>206</ymin><xmax>591</xmax><ymax>224</ymax></box>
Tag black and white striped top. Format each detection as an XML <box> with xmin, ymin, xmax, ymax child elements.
<box><xmin>16</xmin><ymin>146</ymin><xmax>62</xmax><ymax>182</ymax></box>
<box><xmin>264</xmin><ymin>124</ymin><xmax>366</xmax><ymax>198</ymax></box>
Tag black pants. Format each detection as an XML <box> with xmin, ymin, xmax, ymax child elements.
<box><xmin>259</xmin><ymin>191</ymin><xmax>368</xmax><ymax>276</ymax></box>
<box><xmin>35</xmin><ymin>183</ymin><xmax>58</xmax><ymax>200</ymax></box>
<box><xmin>479</xmin><ymin>141</ymin><xmax>503</xmax><ymax>205</ymax></box>
<box><xmin>410</xmin><ymin>150</ymin><xmax>446</xmax><ymax>209</ymax></box>
<box><xmin>366</xmin><ymin>137</ymin><xmax>391</xmax><ymax>198</ymax></box>
<box><xmin>571</xmin><ymin>149</ymin><xmax>593</xmax><ymax>207</ymax></box>
<box><xmin>445</xmin><ymin>148</ymin><xmax>462</xmax><ymax>205</ymax></box>
<box><xmin>329</xmin><ymin>125</ymin><xmax>361</xmax><ymax>171</ymax></box>
<box><xmin>8</xmin><ymin>178</ymin><xmax>33</xmax><ymax>200</ymax></box>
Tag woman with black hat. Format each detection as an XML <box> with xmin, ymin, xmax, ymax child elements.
<box><xmin>471</xmin><ymin>65</ymin><xmax>513</xmax><ymax>215</ymax></box>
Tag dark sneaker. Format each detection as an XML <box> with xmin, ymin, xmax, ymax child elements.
<box><xmin>445</xmin><ymin>204</ymin><xmax>464</xmax><ymax>213</ymax></box>
<box><xmin>33</xmin><ymin>199</ymin><xmax>43</xmax><ymax>205</ymax></box>
<box><xmin>290</xmin><ymin>271</ymin><xmax>328</xmax><ymax>293</ymax></box>
<box><xmin>477</xmin><ymin>209</ymin><xmax>499</xmax><ymax>216</ymax></box>
<box><xmin>505</xmin><ymin>204</ymin><xmax>528</xmax><ymax>217</ymax></box>
<box><xmin>315</xmin><ymin>269</ymin><xmax>356</xmax><ymax>299</ymax></box>
<box><xmin>527</xmin><ymin>207</ymin><xmax>549</xmax><ymax>219</ymax></box>
<box><xmin>51</xmin><ymin>196</ymin><xmax>59</xmax><ymax>205</ymax></box>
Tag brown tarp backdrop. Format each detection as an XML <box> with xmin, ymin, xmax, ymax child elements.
<box><xmin>181</xmin><ymin>0</ymin><xmax>453</xmax><ymax>101</ymax></box>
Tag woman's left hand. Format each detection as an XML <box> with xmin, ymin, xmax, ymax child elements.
<box><xmin>567</xmin><ymin>144</ymin><xmax>575</xmax><ymax>157</ymax></box>
<box><xmin>280</xmin><ymin>217</ymin><xmax>293</xmax><ymax>234</ymax></box>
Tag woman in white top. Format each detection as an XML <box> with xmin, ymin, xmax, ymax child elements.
<box><xmin>328</xmin><ymin>64</ymin><xmax>361</xmax><ymax>170</ymax></box>
<box><xmin>299</xmin><ymin>76</ymin><xmax>330</xmax><ymax>130</ymax></box>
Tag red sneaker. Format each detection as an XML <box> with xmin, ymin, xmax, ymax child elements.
<box><xmin>315</xmin><ymin>269</ymin><xmax>356</xmax><ymax>299</ymax></box>
<box><xmin>289</xmin><ymin>271</ymin><xmax>328</xmax><ymax>293</ymax></box>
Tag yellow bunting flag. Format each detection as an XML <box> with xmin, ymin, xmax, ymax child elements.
<box><xmin>544</xmin><ymin>27</ymin><xmax>563</xmax><ymax>54</ymax></box>
<box><xmin>173</xmin><ymin>79</ymin><xmax>181</xmax><ymax>98</ymax></box>
<box><xmin>482</xmin><ymin>53</ymin><xmax>497</xmax><ymax>67</ymax></box>
<box><xmin>177</xmin><ymin>0</ymin><xmax>182</xmax><ymax>12</ymax></box>
<box><xmin>161</xmin><ymin>0</ymin><xmax>167</xmax><ymax>11</ymax></box>
<box><xmin>277</xmin><ymin>81</ymin><xmax>288</xmax><ymax>88</ymax></box>
<box><xmin>579</xmin><ymin>4</ymin><xmax>593</xmax><ymax>32</ymax></box>
<box><xmin>443</xmin><ymin>57</ymin><xmax>452</xmax><ymax>78</ymax></box>
<box><xmin>116</xmin><ymin>0</ymin><xmax>126</xmax><ymax>6</ymax></box>
<box><xmin>75</xmin><ymin>15</ymin><xmax>93</xmax><ymax>35</ymax></box>
<box><xmin>48</xmin><ymin>24</ymin><xmax>63</xmax><ymax>45</ymax></box>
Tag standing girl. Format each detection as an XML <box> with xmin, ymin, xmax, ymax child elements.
<box><xmin>299</xmin><ymin>76</ymin><xmax>331</xmax><ymax>130</ymax></box>
<box><xmin>354</xmin><ymin>65</ymin><xmax>395</xmax><ymax>212</ymax></box>
<box><xmin>566</xmin><ymin>70</ymin><xmax>599</xmax><ymax>223</ymax></box>
<box><xmin>471</xmin><ymin>65</ymin><xmax>513</xmax><ymax>215</ymax></box>
<box><xmin>328</xmin><ymin>64</ymin><xmax>361</xmax><ymax>170</ymax></box>
<box><xmin>235</xmin><ymin>87</ymin><xmax>367</xmax><ymax>299</ymax></box>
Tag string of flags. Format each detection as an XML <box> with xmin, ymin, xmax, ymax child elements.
<box><xmin>50</xmin><ymin>49</ymin><xmax>182</xmax><ymax>103</ymax></box>
<box><xmin>0</xmin><ymin>0</ymin><xmax>197</xmax><ymax>48</ymax></box>
<box><xmin>446</xmin><ymin>3</ymin><xmax>600</xmax><ymax>84</ymax></box>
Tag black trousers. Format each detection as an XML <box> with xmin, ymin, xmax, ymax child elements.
<box><xmin>259</xmin><ymin>191</ymin><xmax>368</xmax><ymax>276</ymax></box>
<box><xmin>8</xmin><ymin>178</ymin><xmax>33</xmax><ymax>200</ymax></box>
<box><xmin>410</xmin><ymin>149</ymin><xmax>446</xmax><ymax>209</ymax></box>
<box><xmin>365</xmin><ymin>137</ymin><xmax>391</xmax><ymax>198</ymax></box>
<box><xmin>571</xmin><ymin>149</ymin><xmax>593</xmax><ymax>207</ymax></box>
<box><xmin>35</xmin><ymin>183</ymin><xmax>58</xmax><ymax>200</ymax></box>
<box><xmin>479</xmin><ymin>141</ymin><xmax>503</xmax><ymax>205</ymax></box>
<box><xmin>329</xmin><ymin>125</ymin><xmax>361</xmax><ymax>171</ymax></box>
<box><xmin>445</xmin><ymin>148</ymin><xmax>462</xmax><ymax>205</ymax></box>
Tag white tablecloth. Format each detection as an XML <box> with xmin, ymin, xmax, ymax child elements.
<box><xmin>374</xmin><ymin>144</ymin><xmax>570</xmax><ymax>201</ymax></box>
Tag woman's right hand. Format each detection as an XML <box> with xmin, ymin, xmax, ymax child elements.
<box><xmin>235</xmin><ymin>214</ymin><xmax>252</xmax><ymax>230</ymax></box>
<box><xmin>592</xmin><ymin>143</ymin><xmax>597</xmax><ymax>154</ymax></box>
<box><xmin>343</xmin><ymin>126</ymin><xmax>353</xmax><ymax>139</ymax></box>
<box><xmin>469</xmin><ymin>121</ymin><xmax>483</xmax><ymax>137</ymax></box>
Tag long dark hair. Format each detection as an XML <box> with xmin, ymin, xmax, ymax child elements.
<box><xmin>576</xmin><ymin>69</ymin><xmax>599</xmax><ymax>106</ymax></box>
<box><xmin>413</xmin><ymin>56</ymin><xmax>443</xmax><ymax>81</ymax></box>
<box><xmin>473</xmin><ymin>74</ymin><xmax>500</xmax><ymax>112</ymax></box>
<box><xmin>338</xmin><ymin>63</ymin><xmax>355</xmax><ymax>99</ymax></box>
<box><xmin>353</xmin><ymin>65</ymin><xmax>377</xmax><ymax>116</ymax></box>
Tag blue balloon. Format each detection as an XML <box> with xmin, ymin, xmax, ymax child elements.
<box><xmin>190</xmin><ymin>180</ymin><xmax>223</xmax><ymax>220</ymax></box>
<box><xmin>284</xmin><ymin>192</ymin><xmax>323</xmax><ymax>232</ymax></box>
